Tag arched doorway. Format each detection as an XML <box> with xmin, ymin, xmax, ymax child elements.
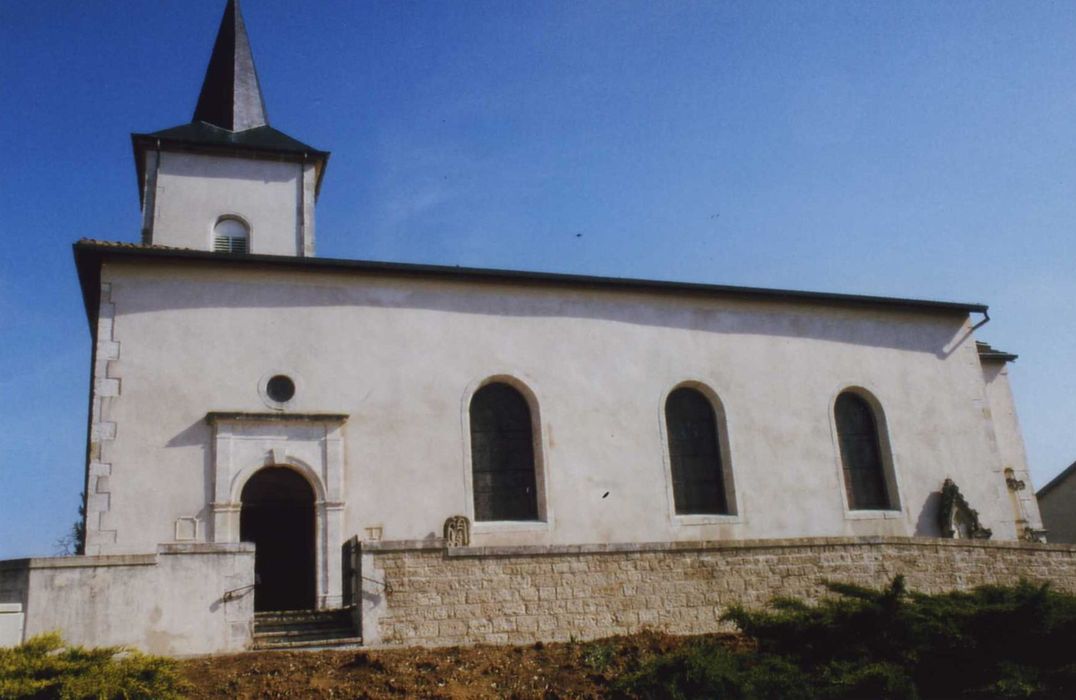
<box><xmin>240</xmin><ymin>467</ymin><xmax>316</xmax><ymax>611</ymax></box>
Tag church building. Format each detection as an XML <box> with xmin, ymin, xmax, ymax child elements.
<box><xmin>2</xmin><ymin>1</ymin><xmax>1067</xmax><ymax>655</ymax></box>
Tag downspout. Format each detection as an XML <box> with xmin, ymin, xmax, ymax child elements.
<box><xmin>970</xmin><ymin>309</ymin><xmax>990</xmax><ymax>333</ymax></box>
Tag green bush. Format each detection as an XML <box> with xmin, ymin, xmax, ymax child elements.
<box><xmin>0</xmin><ymin>632</ymin><xmax>188</xmax><ymax>700</ymax></box>
<box><xmin>615</xmin><ymin>578</ymin><xmax>1076</xmax><ymax>699</ymax></box>
<box><xmin>582</xmin><ymin>640</ymin><xmax>617</xmax><ymax>672</ymax></box>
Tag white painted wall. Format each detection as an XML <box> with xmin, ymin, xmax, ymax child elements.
<box><xmin>144</xmin><ymin>152</ymin><xmax>310</xmax><ymax>256</ymax></box>
<box><xmin>981</xmin><ymin>359</ymin><xmax>1044</xmax><ymax>538</ymax></box>
<box><xmin>0</xmin><ymin>545</ymin><xmax>254</xmax><ymax>655</ymax></box>
<box><xmin>82</xmin><ymin>259</ymin><xmax>1024</xmax><ymax>562</ymax></box>
<box><xmin>0</xmin><ymin>604</ymin><xmax>23</xmax><ymax>647</ymax></box>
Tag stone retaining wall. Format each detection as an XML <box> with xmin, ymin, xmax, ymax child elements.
<box><xmin>359</xmin><ymin>537</ymin><xmax>1076</xmax><ymax>647</ymax></box>
<box><xmin>0</xmin><ymin>543</ymin><xmax>254</xmax><ymax>655</ymax></box>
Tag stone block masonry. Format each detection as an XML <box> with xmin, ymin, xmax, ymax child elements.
<box><xmin>85</xmin><ymin>280</ymin><xmax>121</xmax><ymax>552</ymax></box>
<box><xmin>360</xmin><ymin>537</ymin><xmax>1076</xmax><ymax>648</ymax></box>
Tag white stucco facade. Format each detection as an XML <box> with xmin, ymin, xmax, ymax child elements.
<box><xmin>2</xmin><ymin>0</ymin><xmax>1055</xmax><ymax>657</ymax></box>
<box><xmin>78</xmin><ymin>257</ymin><xmax>1039</xmax><ymax>569</ymax></box>
<box><xmin>980</xmin><ymin>357</ymin><xmax>1046</xmax><ymax>540</ymax></box>
<box><xmin>140</xmin><ymin>150</ymin><xmax>318</xmax><ymax>256</ymax></box>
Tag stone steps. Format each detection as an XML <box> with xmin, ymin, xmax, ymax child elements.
<box><xmin>252</xmin><ymin>607</ymin><xmax>360</xmax><ymax>650</ymax></box>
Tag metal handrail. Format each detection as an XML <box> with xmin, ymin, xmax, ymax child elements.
<box><xmin>221</xmin><ymin>581</ymin><xmax>257</xmax><ymax>601</ymax></box>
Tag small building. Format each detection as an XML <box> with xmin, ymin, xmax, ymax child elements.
<box><xmin>2</xmin><ymin>0</ymin><xmax>1070</xmax><ymax>655</ymax></box>
<box><xmin>1038</xmin><ymin>461</ymin><xmax>1076</xmax><ymax>544</ymax></box>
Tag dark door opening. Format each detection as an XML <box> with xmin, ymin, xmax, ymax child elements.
<box><xmin>240</xmin><ymin>467</ymin><xmax>316</xmax><ymax>611</ymax></box>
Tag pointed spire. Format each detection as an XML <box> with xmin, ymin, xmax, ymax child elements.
<box><xmin>193</xmin><ymin>0</ymin><xmax>268</xmax><ymax>132</ymax></box>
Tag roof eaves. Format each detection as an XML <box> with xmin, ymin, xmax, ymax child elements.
<box><xmin>72</xmin><ymin>242</ymin><xmax>104</xmax><ymax>331</ymax></box>
<box><xmin>72</xmin><ymin>239</ymin><xmax>990</xmax><ymax>317</ymax></box>
<box><xmin>976</xmin><ymin>341</ymin><xmax>1019</xmax><ymax>363</ymax></box>
<box><xmin>131</xmin><ymin>128</ymin><xmax>330</xmax><ymax>203</ymax></box>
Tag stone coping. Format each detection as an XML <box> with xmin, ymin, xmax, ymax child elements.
<box><xmin>363</xmin><ymin>539</ymin><xmax>446</xmax><ymax>552</ymax></box>
<box><xmin>0</xmin><ymin>554</ymin><xmax>157</xmax><ymax>570</ymax></box>
<box><xmin>361</xmin><ymin>536</ymin><xmax>1076</xmax><ymax>558</ymax></box>
<box><xmin>0</xmin><ymin>543</ymin><xmax>255</xmax><ymax>570</ymax></box>
<box><xmin>157</xmin><ymin>542</ymin><xmax>255</xmax><ymax>555</ymax></box>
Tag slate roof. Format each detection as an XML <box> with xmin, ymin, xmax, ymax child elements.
<box><xmin>976</xmin><ymin>341</ymin><xmax>1018</xmax><ymax>362</ymax></box>
<box><xmin>130</xmin><ymin>0</ymin><xmax>328</xmax><ymax>203</ymax></box>
<box><xmin>193</xmin><ymin>0</ymin><xmax>267</xmax><ymax>132</ymax></box>
<box><xmin>1038</xmin><ymin>460</ymin><xmax>1076</xmax><ymax>499</ymax></box>
<box><xmin>133</xmin><ymin>122</ymin><xmax>324</xmax><ymax>157</ymax></box>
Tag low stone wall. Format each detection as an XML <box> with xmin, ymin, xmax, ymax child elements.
<box><xmin>0</xmin><ymin>543</ymin><xmax>254</xmax><ymax>655</ymax></box>
<box><xmin>359</xmin><ymin>537</ymin><xmax>1076</xmax><ymax>648</ymax></box>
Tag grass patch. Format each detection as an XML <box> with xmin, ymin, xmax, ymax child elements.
<box><xmin>0</xmin><ymin>632</ymin><xmax>188</xmax><ymax>699</ymax></box>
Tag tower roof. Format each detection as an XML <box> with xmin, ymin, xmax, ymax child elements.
<box><xmin>193</xmin><ymin>0</ymin><xmax>268</xmax><ymax>132</ymax></box>
<box><xmin>130</xmin><ymin>0</ymin><xmax>329</xmax><ymax>205</ymax></box>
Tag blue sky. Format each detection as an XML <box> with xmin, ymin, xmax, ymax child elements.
<box><xmin>1</xmin><ymin>0</ymin><xmax>1074</xmax><ymax>558</ymax></box>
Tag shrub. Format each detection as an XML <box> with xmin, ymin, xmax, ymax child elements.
<box><xmin>582</xmin><ymin>640</ymin><xmax>617</xmax><ymax>672</ymax></box>
<box><xmin>0</xmin><ymin>632</ymin><xmax>188</xmax><ymax>700</ymax></box>
<box><xmin>615</xmin><ymin>578</ymin><xmax>1076</xmax><ymax>699</ymax></box>
<box><xmin>614</xmin><ymin>639</ymin><xmax>750</xmax><ymax>700</ymax></box>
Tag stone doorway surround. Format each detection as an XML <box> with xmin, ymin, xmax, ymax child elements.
<box><xmin>206</xmin><ymin>412</ymin><xmax>348</xmax><ymax>609</ymax></box>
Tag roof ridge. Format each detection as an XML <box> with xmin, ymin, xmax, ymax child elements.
<box><xmin>1037</xmin><ymin>460</ymin><xmax>1076</xmax><ymax>498</ymax></box>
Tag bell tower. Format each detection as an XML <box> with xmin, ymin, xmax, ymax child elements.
<box><xmin>131</xmin><ymin>0</ymin><xmax>328</xmax><ymax>257</ymax></box>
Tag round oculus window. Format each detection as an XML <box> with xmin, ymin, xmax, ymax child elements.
<box><xmin>266</xmin><ymin>375</ymin><xmax>296</xmax><ymax>403</ymax></box>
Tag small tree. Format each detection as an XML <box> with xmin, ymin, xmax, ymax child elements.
<box><xmin>53</xmin><ymin>492</ymin><xmax>86</xmax><ymax>556</ymax></box>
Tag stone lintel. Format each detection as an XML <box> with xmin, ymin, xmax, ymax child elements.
<box><xmin>205</xmin><ymin>411</ymin><xmax>348</xmax><ymax>425</ymax></box>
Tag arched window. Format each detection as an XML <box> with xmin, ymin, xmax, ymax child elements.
<box><xmin>665</xmin><ymin>387</ymin><xmax>730</xmax><ymax>515</ymax></box>
<box><xmin>835</xmin><ymin>391</ymin><xmax>892</xmax><ymax>510</ymax></box>
<box><xmin>469</xmin><ymin>382</ymin><xmax>539</xmax><ymax>521</ymax></box>
<box><xmin>213</xmin><ymin>216</ymin><xmax>249</xmax><ymax>254</ymax></box>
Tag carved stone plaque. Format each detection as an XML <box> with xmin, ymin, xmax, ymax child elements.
<box><xmin>444</xmin><ymin>515</ymin><xmax>471</xmax><ymax>547</ymax></box>
<box><xmin>174</xmin><ymin>517</ymin><xmax>198</xmax><ymax>541</ymax></box>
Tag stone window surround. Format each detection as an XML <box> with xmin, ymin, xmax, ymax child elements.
<box><xmin>828</xmin><ymin>384</ymin><xmax>905</xmax><ymax>519</ymax></box>
<box><xmin>211</xmin><ymin>213</ymin><xmax>252</xmax><ymax>252</ymax></box>
<box><xmin>460</xmin><ymin>373</ymin><xmax>553</xmax><ymax>535</ymax></box>
<box><xmin>257</xmin><ymin>369</ymin><xmax>305</xmax><ymax>412</ymax></box>
<box><xmin>206</xmin><ymin>412</ymin><xmax>347</xmax><ymax>609</ymax></box>
<box><xmin>657</xmin><ymin>379</ymin><xmax>743</xmax><ymax>527</ymax></box>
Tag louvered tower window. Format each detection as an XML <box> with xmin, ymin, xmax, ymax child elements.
<box><xmin>213</xmin><ymin>216</ymin><xmax>249</xmax><ymax>254</ymax></box>
<box><xmin>470</xmin><ymin>382</ymin><xmax>539</xmax><ymax>521</ymax></box>
<box><xmin>665</xmin><ymin>387</ymin><xmax>730</xmax><ymax>515</ymax></box>
<box><xmin>835</xmin><ymin>392</ymin><xmax>892</xmax><ymax>510</ymax></box>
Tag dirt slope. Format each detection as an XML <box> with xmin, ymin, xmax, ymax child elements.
<box><xmin>180</xmin><ymin>631</ymin><xmax>743</xmax><ymax>699</ymax></box>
